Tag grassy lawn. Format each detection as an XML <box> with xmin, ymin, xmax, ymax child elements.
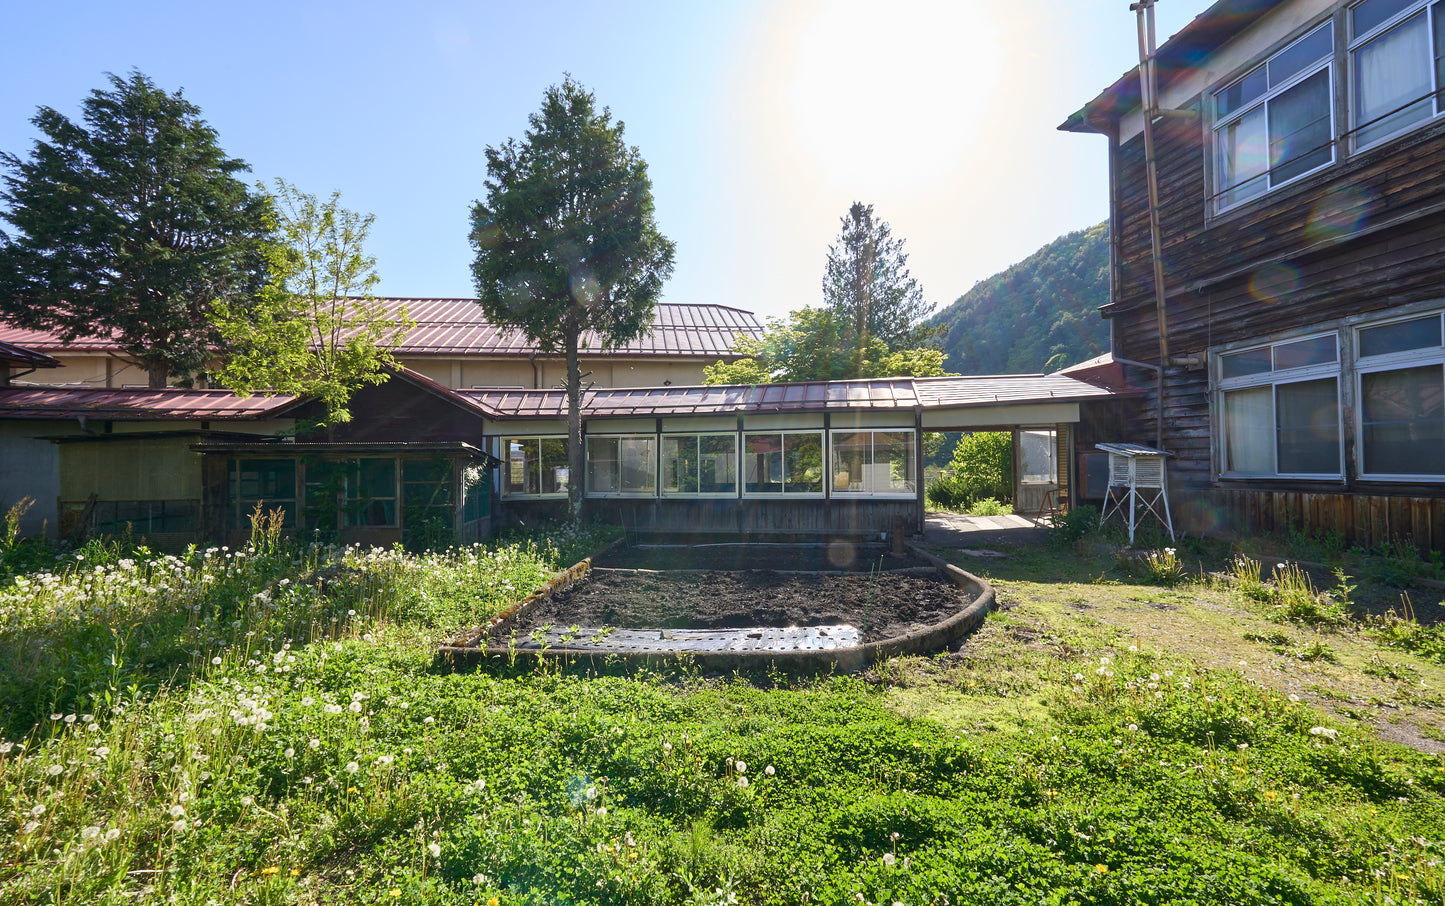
<box><xmin>1</xmin><ymin>518</ymin><xmax>1443</xmax><ymax>905</ymax></box>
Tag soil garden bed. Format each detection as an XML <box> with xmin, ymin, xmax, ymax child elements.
<box><xmin>515</xmin><ymin>567</ymin><xmax>964</xmax><ymax>644</ymax></box>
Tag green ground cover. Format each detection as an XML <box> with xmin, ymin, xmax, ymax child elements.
<box><xmin>1</xmin><ymin>517</ymin><xmax>1443</xmax><ymax>905</ymax></box>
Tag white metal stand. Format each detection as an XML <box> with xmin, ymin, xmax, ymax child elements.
<box><xmin>1097</xmin><ymin>443</ymin><xmax>1174</xmax><ymax>545</ymax></box>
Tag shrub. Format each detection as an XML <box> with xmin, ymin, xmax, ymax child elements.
<box><xmin>964</xmin><ymin>498</ymin><xmax>1009</xmax><ymax>516</ymax></box>
<box><xmin>1050</xmin><ymin>505</ymin><xmax>1100</xmax><ymax>544</ymax></box>
<box><xmin>926</xmin><ymin>432</ymin><xmax>1012</xmax><ymax>510</ymax></box>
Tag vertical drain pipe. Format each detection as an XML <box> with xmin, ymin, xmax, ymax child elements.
<box><xmin>1132</xmin><ymin>0</ymin><xmax>1170</xmax><ymax>453</ymax></box>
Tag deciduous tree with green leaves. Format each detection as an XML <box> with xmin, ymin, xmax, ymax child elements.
<box><xmin>703</xmin><ymin>308</ymin><xmax>949</xmax><ymax>384</ymax></box>
<box><xmin>210</xmin><ymin>180</ymin><xmax>413</xmax><ymax>431</ymax></box>
<box><xmin>0</xmin><ymin>71</ymin><xmax>271</xmax><ymax>387</ymax></box>
<box><xmin>470</xmin><ymin>76</ymin><xmax>675</xmax><ymax>520</ymax></box>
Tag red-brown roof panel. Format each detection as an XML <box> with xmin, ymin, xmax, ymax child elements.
<box><xmin>0</xmin><ymin>387</ymin><xmax>300</xmax><ymax>420</ymax></box>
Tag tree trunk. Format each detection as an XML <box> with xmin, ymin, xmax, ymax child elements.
<box><xmin>565</xmin><ymin>329</ymin><xmax>584</xmax><ymax>524</ymax></box>
<box><xmin>147</xmin><ymin>362</ymin><xmax>169</xmax><ymax>388</ymax></box>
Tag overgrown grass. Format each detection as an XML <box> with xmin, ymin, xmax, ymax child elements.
<box><xmin>2</xmin><ymin>521</ymin><xmax>1444</xmax><ymax>905</ymax></box>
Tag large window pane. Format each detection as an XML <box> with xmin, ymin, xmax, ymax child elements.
<box><xmin>1019</xmin><ymin>429</ymin><xmax>1057</xmax><ymax>484</ymax></box>
<box><xmin>1218</xmin><ymin>106</ymin><xmax>1269</xmax><ymax>205</ymax></box>
<box><xmin>698</xmin><ymin>435</ymin><xmax>737</xmax><ymax>494</ymax></box>
<box><xmin>1355</xmin><ymin>12</ymin><xmax>1433</xmax><ymax>145</ymax></box>
<box><xmin>783</xmin><ymin>434</ymin><xmax>823</xmax><ymax>494</ymax></box>
<box><xmin>587</xmin><ymin>436</ymin><xmax>619</xmax><ymax>493</ymax></box>
<box><xmin>745</xmin><ymin>432</ymin><xmax>822</xmax><ymax>494</ymax></box>
<box><xmin>1361</xmin><ymin>365</ymin><xmax>1445</xmax><ymax>474</ymax></box>
<box><xmin>586</xmin><ymin>436</ymin><xmax>654</xmax><ymax>495</ymax></box>
<box><xmin>744</xmin><ymin>434</ymin><xmax>783</xmax><ymax>493</ymax></box>
<box><xmin>1225</xmin><ymin>386</ymin><xmax>1274</xmax><ymax>473</ymax></box>
<box><xmin>539</xmin><ymin>438</ymin><xmax>568</xmax><ymax>494</ymax></box>
<box><xmin>348</xmin><ymin>459</ymin><xmax>397</xmax><ymax>526</ymax></box>
<box><xmin>831</xmin><ymin>431</ymin><xmax>870</xmax><ymax>492</ymax></box>
<box><xmin>1269</xmin><ymin>69</ymin><xmax>1332</xmax><ymax>184</ymax></box>
<box><xmin>619</xmin><ymin>437</ymin><xmax>656</xmax><ymax>493</ymax></box>
<box><xmin>1276</xmin><ymin>379</ymin><xmax>1342</xmax><ymax>473</ymax></box>
<box><xmin>874</xmin><ymin>431</ymin><xmax>916</xmax><ymax>493</ymax></box>
<box><xmin>504</xmin><ymin>438</ymin><xmax>567</xmax><ymax>495</ymax></box>
<box><xmin>233</xmin><ymin>459</ymin><xmax>297</xmax><ymax>528</ymax></box>
<box><xmin>662</xmin><ymin>436</ymin><xmax>696</xmax><ymax>494</ymax></box>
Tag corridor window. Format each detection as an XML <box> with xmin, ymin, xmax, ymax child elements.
<box><xmin>231</xmin><ymin>458</ymin><xmax>297</xmax><ymax>528</ymax></box>
<box><xmin>503</xmin><ymin>437</ymin><xmax>568</xmax><ymax>496</ymax></box>
<box><xmin>1218</xmin><ymin>333</ymin><xmax>1342</xmax><ymax>477</ymax></box>
<box><xmin>661</xmin><ymin>433</ymin><xmax>737</xmax><ymax>496</ymax></box>
<box><xmin>347</xmin><ymin>458</ymin><xmax>397</xmax><ymax>526</ymax></box>
<box><xmin>586</xmin><ymin>435</ymin><xmax>656</xmax><ymax>496</ymax></box>
<box><xmin>1356</xmin><ymin>312</ymin><xmax>1445</xmax><ymax>478</ymax></box>
<box><xmin>1350</xmin><ymin>0</ymin><xmax>1445</xmax><ymax>148</ymax></box>
<box><xmin>743</xmin><ymin>432</ymin><xmax>823</xmax><ymax>495</ymax></box>
<box><xmin>831</xmin><ymin>430</ymin><xmax>915</xmax><ymax>495</ymax></box>
<box><xmin>1214</xmin><ymin>22</ymin><xmax>1334</xmax><ymax>209</ymax></box>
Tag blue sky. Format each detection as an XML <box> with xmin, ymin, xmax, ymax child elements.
<box><xmin>1</xmin><ymin>0</ymin><xmax>1197</xmax><ymax>322</ymax></box>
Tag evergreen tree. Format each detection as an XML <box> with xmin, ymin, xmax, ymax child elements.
<box><xmin>823</xmin><ymin>202</ymin><xmax>934</xmax><ymax>367</ymax></box>
<box><xmin>0</xmin><ymin>71</ymin><xmax>271</xmax><ymax>387</ymax></box>
<box><xmin>470</xmin><ymin>76</ymin><xmax>675</xmax><ymax>520</ymax></box>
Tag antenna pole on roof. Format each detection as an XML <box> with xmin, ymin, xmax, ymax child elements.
<box><xmin>1131</xmin><ymin>0</ymin><xmax>1170</xmax><ymax>454</ymax></box>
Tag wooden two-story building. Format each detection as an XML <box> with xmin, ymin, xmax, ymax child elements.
<box><xmin>1063</xmin><ymin>0</ymin><xmax>1445</xmax><ymax>549</ymax></box>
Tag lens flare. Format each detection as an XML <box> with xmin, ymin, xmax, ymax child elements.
<box><xmin>1305</xmin><ymin>186</ymin><xmax>1372</xmax><ymax>244</ymax></box>
<box><xmin>1248</xmin><ymin>263</ymin><xmax>1299</xmax><ymax>304</ymax></box>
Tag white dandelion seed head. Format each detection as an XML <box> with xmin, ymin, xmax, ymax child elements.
<box><xmin>345</xmin><ymin>761</ymin><xmax>359</xmax><ymax>773</ymax></box>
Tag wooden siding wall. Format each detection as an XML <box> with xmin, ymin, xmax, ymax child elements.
<box><xmin>1106</xmin><ymin>88</ymin><xmax>1445</xmax><ymax>538</ymax></box>
<box><xmin>1183</xmin><ymin>489</ymin><xmax>1445</xmax><ymax>553</ymax></box>
<box><xmin>501</xmin><ymin>498</ymin><xmax>921</xmax><ymax>538</ymax></box>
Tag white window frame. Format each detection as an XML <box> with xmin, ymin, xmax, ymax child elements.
<box><xmin>1353</xmin><ymin>310</ymin><xmax>1445</xmax><ymax>481</ymax></box>
<box><xmin>1216</xmin><ymin>332</ymin><xmax>1345</xmax><ymax>479</ymax></box>
<box><xmin>1348</xmin><ymin>0</ymin><xmax>1445</xmax><ymax>152</ymax></box>
<box><xmin>660</xmin><ymin>432</ymin><xmax>739</xmax><ymax>498</ymax></box>
<box><xmin>501</xmin><ymin>436</ymin><xmax>569</xmax><ymax>499</ymax></box>
<box><xmin>1212</xmin><ymin>21</ymin><xmax>1336</xmax><ymax>212</ymax></box>
<box><xmin>829</xmin><ymin>428</ymin><xmax>917</xmax><ymax>498</ymax></box>
<box><xmin>742</xmin><ymin>430</ymin><xmax>825</xmax><ymax>498</ymax></box>
<box><xmin>585</xmin><ymin>434</ymin><xmax>658</xmax><ymax>498</ymax></box>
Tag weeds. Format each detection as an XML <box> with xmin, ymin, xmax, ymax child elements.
<box><xmin>1229</xmin><ymin>557</ymin><xmax>1348</xmax><ymax>628</ymax></box>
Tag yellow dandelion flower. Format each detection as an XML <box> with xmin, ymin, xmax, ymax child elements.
<box><xmin>1095</xmin><ymin>863</ymin><xmax>1109</xmax><ymax>874</ymax></box>
<box><xmin>290</xmin><ymin>868</ymin><xmax>300</xmax><ymax>876</ymax></box>
<box><xmin>260</xmin><ymin>866</ymin><xmax>280</xmax><ymax>876</ymax></box>
<box><xmin>390</xmin><ymin>890</ymin><xmax>401</xmax><ymax>898</ymax></box>
<box><xmin>1264</xmin><ymin>790</ymin><xmax>1278</xmax><ymax>802</ymax></box>
<box><xmin>488</xmin><ymin>898</ymin><xmax>500</xmax><ymax>906</ymax></box>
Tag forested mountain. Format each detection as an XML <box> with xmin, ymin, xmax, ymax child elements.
<box><xmin>928</xmin><ymin>222</ymin><xmax>1109</xmax><ymax>375</ymax></box>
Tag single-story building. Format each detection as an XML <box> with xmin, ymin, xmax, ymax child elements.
<box><xmin>1</xmin><ymin>366</ymin><xmax>1125</xmax><ymax>547</ymax></box>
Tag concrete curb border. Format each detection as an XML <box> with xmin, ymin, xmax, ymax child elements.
<box><xmin>436</xmin><ymin>541</ymin><xmax>993</xmax><ymax>674</ymax></box>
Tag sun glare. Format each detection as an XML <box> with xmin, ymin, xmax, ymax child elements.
<box><xmin>777</xmin><ymin>0</ymin><xmax>1003</xmax><ymax>194</ymax></box>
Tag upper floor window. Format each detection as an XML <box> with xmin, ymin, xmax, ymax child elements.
<box><xmin>1214</xmin><ymin>22</ymin><xmax>1335</xmax><ymax>210</ymax></box>
<box><xmin>1350</xmin><ymin>0</ymin><xmax>1445</xmax><ymax>148</ymax></box>
<box><xmin>1218</xmin><ymin>333</ymin><xmax>1343</xmax><ymax>477</ymax></box>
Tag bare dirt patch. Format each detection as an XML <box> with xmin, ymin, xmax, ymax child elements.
<box><xmin>511</xmin><ymin>568</ymin><xmax>968</xmax><ymax>644</ymax></box>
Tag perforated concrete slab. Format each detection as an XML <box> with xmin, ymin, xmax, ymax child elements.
<box><xmin>516</xmin><ymin>624</ymin><xmax>862</xmax><ymax>653</ymax></box>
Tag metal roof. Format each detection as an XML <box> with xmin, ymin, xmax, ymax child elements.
<box><xmin>0</xmin><ymin>340</ymin><xmax>61</xmax><ymax>368</ymax></box>
<box><xmin>0</xmin><ymin>300</ymin><xmax>763</xmax><ymax>359</ymax></box>
<box><xmin>1059</xmin><ymin>0</ymin><xmax>1281</xmax><ymax>134</ymax></box>
<box><xmin>0</xmin><ymin>387</ymin><xmax>301</xmax><ymax>420</ymax></box>
<box><xmin>461</xmin><ymin>373</ymin><xmax>1117</xmax><ymax>420</ymax></box>
<box><xmin>386</xmin><ymin>298</ymin><xmax>763</xmax><ymax>357</ymax></box>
